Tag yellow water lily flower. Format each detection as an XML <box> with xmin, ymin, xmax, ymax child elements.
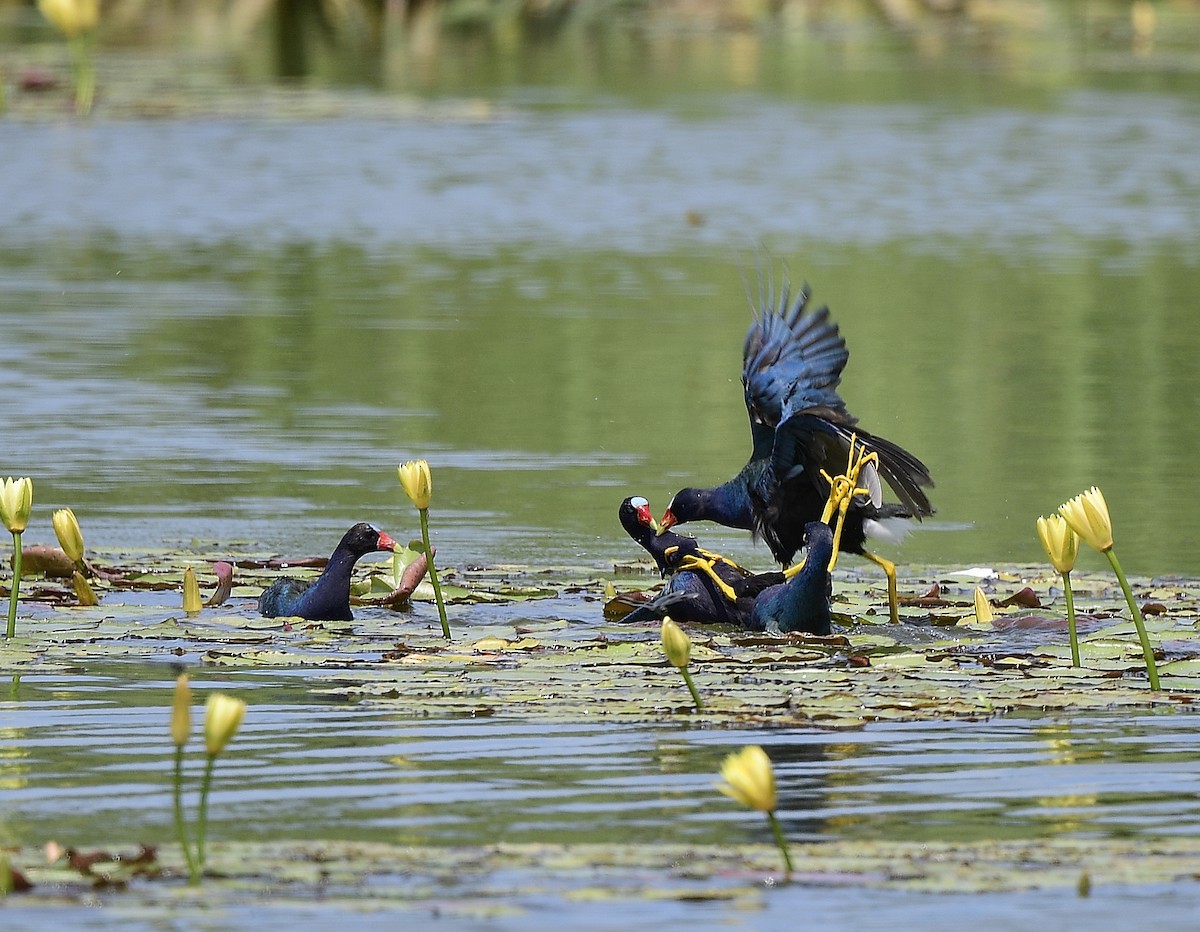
<box><xmin>0</xmin><ymin>477</ymin><xmax>33</xmax><ymax>533</ymax></box>
<box><xmin>172</xmin><ymin>674</ymin><xmax>192</xmax><ymax>748</ymax></box>
<box><xmin>717</xmin><ymin>745</ymin><xmax>777</xmax><ymax>813</ymax></box>
<box><xmin>660</xmin><ymin>617</ymin><xmax>691</xmax><ymax>668</ymax></box>
<box><xmin>397</xmin><ymin>460</ymin><xmax>432</xmax><ymax>511</ymax></box>
<box><xmin>53</xmin><ymin>508</ymin><xmax>85</xmax><ymax>563</ymax></box>
<box><xmin>1059</xmin><ymin>486</ymin><xmax>1114</xmax><ymax>553</ymax></box>
<box><xmin>203</xmin><ymin>693</ymin><xmax>246</xmax><ymax>756</ymax></box>
<box><xmin>1036</xmin><ymin>514</ymin><xmax>1079</xmax><ymax>575</ymax></box>
<box><xmin>37</xmin><ymin>0</ymin><xmax>98</xmax><ymax>37</ymax></box>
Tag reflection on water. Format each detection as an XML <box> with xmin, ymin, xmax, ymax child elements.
<box><xmin>3</xmin><ymin>664</ymin><xmax>1199</xmax><ymax>851</ymax></box>
<box><xmin>1</xmin><ymin>232</ymin><xmax>1198</xmax><ymax>574</ymax></box>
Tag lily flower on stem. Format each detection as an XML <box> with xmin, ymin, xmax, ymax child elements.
<box><xmin>398</xmin><ymin>460</ymin><xmax>450</xmax><ymax>639</ymax></box>
<box><xmin>52</xmin><ymin>508</ymin><xmax>84</xmax><ymax>564</ymax></box>
<box><xmin>717</xmin><ymin>745</ymin><xmax>793</xmax><ymax>876</ymax></box>
<box><xmin>1059</xmin><ymin>487</ymin><xmax>1158</xmax><ymax>690</ymax></box>
<box><xmin>1037</xmin><ymin>513</ymin><xmax>1081</xmax><ymax>666</ymax></box>
<box><xmin>53</xmin><ymin>507</ymin><xmax>97</xmax><ymax>605</ymax></box>
<box><xmin>1</xmin><ymin>477</ymin><xmax>33</xmax><ymax>639</ymax></box>
<box><xmin>169</xmin><ymin>673</ymin><xmax>199</xmax><ymax>881</ymax></box>
<box><xmin>660</xmin><ymin>617</ymin><xmax>703</xmax><ymax>710</ymax></box>
<box><xmin>36</xmin><ymin>0</ymin><xmax>98</xmax><ymax>115</ymax></box>
<box><xmin>195</xmin><ymin>692</ymin><xmax>247</xmax><ymax>877</ymax></box>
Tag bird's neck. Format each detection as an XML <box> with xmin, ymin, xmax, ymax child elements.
<box><xmin>704</xmin><ymin>477</ymin><xmax>755</xmax><ymax>530</ymax></box>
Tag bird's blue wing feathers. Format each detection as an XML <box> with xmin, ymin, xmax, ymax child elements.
<box><xmin>742</xmin><ymin>282</ymin><xmax>849</xmax><ymax>434</ymax></box>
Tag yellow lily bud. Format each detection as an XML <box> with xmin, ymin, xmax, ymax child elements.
<box><xmin>53</xmin><ymin>508</ymin><xmax>85</xmax><ymax>563</ymax></box>
<box><xmin>398</xmin><ymin>460</ymin><xmax>433</xmax><ymax>510</ymax></box>
<box><xmin>1036</xmin><ymin>514</ymin><xmax>1079</xmax><ymax>575</ymax></box>
<box><xmin>717</xmin><ymin>745</ymin><xmax>777</xmax><ymax>813</ymax></box>
<box><xmin>203</xmin><ymin>693</ymin><xmax>246</xmax><ymax>756</ymax></box>
<box><xmin>171</xmin><ymin>674</ymin><xmax>192</xmax><ymax>748</ymax></box>
<box><xmin>72</xmin><ymin>571</ymin><xmax>98</xmax><ymax>606</ymax></box>
<box><xmin>37</xmin><ymin>0</ymin><xmax>99</xmax><ymax>37</ymax></box>
<box><xmin>660</xmin><ymin>617</ymin><xmax>692</xmax><ymax>668</ymax></box>
<box><xmin>183</xmin><ymin>567</ymin><xmax>202</xmax><ymax>614</ymax></box>
<box><xmin>0</xmin><ymin>477</ymin><xmax>33</xmax><ymax>533</ymax></box>
<box><xmin>974</xmin><ymin>587</ymin><xmax>994</xmax><ymax>623</ymax></box>
<box><xmin>1059</xmin><ymin>486</ymin><xmax>1114</xmax><ymax>553</ymax></box>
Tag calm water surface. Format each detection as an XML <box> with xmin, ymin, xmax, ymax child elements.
<box><xmin>5</xmin><ymin>663</ymin><xmax>1200</xmax><ymax>849</ymax></box>
<box><xmin>1</xmin><ymin>90</ymin><xmax>1199</xmax><ymax>574</ymax></box>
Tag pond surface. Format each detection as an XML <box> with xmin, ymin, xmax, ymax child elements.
<box><xmin>2</xmin><ymin>3</ymin><xmax>1200</xmax><ymax>926</ymax></box>
<box><xmin>8</xmin><ymin>662</ymin><xmax>1200</xmax><ymax>849</ymax></box>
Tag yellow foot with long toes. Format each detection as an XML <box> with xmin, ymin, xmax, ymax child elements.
<box><xmin>676</xmin><ymin>554</ymin><xmax>739</xmax><ymax>602</ymax></box>
<box><xmin>817</xmin><ymin>436</ymin><xmax>880</xmax><ymax>573</ymax></box>
<box><xmin>863</xmin><ymin>550</ymin><xmax>899</xmax><ymax>624</ymax></box>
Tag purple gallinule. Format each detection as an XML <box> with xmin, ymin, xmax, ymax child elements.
<box><xmin>258</xmin><ymin>522</ymin><xmax>397</xmax><ymax>621</ymax></box>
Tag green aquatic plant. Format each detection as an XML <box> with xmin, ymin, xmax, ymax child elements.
<box><xmin>34</xmin><ymin>0</ymin><xmax>95</xmax><ymax>112</ymax></box>
<box><xmin>170</xmin><ymin>673</ymin><xmax>200</xmax><ymax>882</ymax></box>
<box><xmin>196</xmin><ymin>692</ymin><xmax>247</xmax><ymax>871</ymax></box>
<box><xmin>1</xmin><ymin>477</ymin><xmax>33</xmax><ymax>639</ymax></box>
<box><xmin>53</xmin><ymin>507</ymin><xmax>98</xmax><ymax>606</ymax></box>
<box><xmin>1059</xmin><ymin>487</ymin><xmax>1159</xmax><ymax>690</ymax></box>
<box><xmin>660</xmin><ymin>617</ymin><xmax>703</xmax><ymax>710</ymax></box>
<box><xmin>168</xmin><ymin>676</ymin><xmax>247</xmax><ymax>884</ymax></box>
<box><xmin>1037</xmin><ymin>513</ymin><xmax>1081</xmax><ymax>666</ymax></box>
<box><xmin>37</xmin><ymin>0</ymin><xmax>99</xmax><ymax>116</ymax></box>
<box><xmin>717</xmin><ymin>745</ymin><xmax>792</xmax><ymax>876</ymax></box>
<box><xmin>399</xmin><ymin>459</ymin><xmax>451</xmax><ymax>639</ymax></box>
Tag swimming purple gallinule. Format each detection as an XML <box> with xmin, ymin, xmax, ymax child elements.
<box><xmin>258</xmin><ymin>522</ymin><xmax>397</xmax><ymax>621</ymax></box>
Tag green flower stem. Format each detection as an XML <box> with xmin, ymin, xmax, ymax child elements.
<box><xmin>678</xmin><ymin>665</ymin><xmax>704</xmax><ymax>710</ymax></box>
<box><xmin>1104</xmin><ymin>548</ymin><xmax>1159</xmax><ymax>690</ymax></box>
<box><xmin>173</xmin><ymin>746</ymin><xmax>199</xmax><ymax>884</ymax></box>
<box><xmin>1062</xmin><ymin>571</ymin><xmax>1080</xmax><ymax>668</ymax></box>
<box><xmin>6</xmin><ymin>530</ymin><xmax>22</xmax><ymax>639</ymax></box>
<box><xmin>195</xmin><ymin>753</ymin><xmax>217</xmax><ymax>872</ymax></box>
<box><xmin>766</xmin><ymin>810</ymin><xmax>794</xmax><ymax>876</ymax></box>
<box><xmin>419</xmin><ymin>508</ymin><xmax>451</xmax><ymax>640</ymax></box>
<box><xmin>71</xmin><ymin>32</ymin><xmax>95</xmax><ymax>116</ymax></box>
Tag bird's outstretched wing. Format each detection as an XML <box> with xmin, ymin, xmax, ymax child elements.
<box><xmin>742</xmin><ymin>282</ymin><xmax>850</xmax><ymax>449</ymax></box>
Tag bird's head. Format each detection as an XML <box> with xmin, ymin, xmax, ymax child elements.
<box><xmin>659</xmin><ymin>488</ymin><xmax>703</xmax><ymax>535</ymax></box>
<box><xmin>619</xmin><ymin>496</ymin><xmax>661</xmax><ymax>537</ymax></box>
<box><xmin>344</xmin><ymin>522</ymin><xmax>399</xmax><ymax>556</ymax></box>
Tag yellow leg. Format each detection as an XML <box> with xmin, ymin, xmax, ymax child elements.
<box><xmin>677</xmin><ymin>555</ymin><xmax>739</xmax><ymax>601</ymax></box>
<box><xmin>782</xmin><ymin>555</ymin><xmax>807</xmax><ymax>580</ymax></box>
<box><xmin>863</xmin><ymin>550</ymin><xmax>899</xmax><ymax>624</ymax></box>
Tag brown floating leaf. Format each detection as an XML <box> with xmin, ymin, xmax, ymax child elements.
<box><xmin>603</xmin><ymin>589</ymin><xmax>655</xmax><ymax>621</ymax></box>
<box><xmin>1142</xmin><ymin>602</ymin><xmax>1167</xmax><ymax>616</ymax></box>
<box><xmin>19</xmin><ymin>546</ymin><xmax>75</xmax><ymax>578</ymax></box>
<box><xmin>377</xmin><ymin>550</ymin><xmax>431</xmax><ymax>608</ymax></box>
<box><xmin>1</xmin><ymin>862</ymin><xmax>33</xmax><ymax>893</ymax></box>
<box><xmin>999</xmin><ymin>587</ymin><xmax>1042</xmax><ymax>608</ymax></box>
